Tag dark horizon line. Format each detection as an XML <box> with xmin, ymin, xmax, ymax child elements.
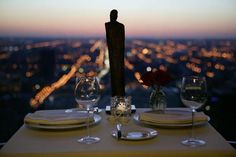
<box><xmin>1</xmin><ymin>35</ymin><xmax>236</xmax><ymax>40</ymax></box>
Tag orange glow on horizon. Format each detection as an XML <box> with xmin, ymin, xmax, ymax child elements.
<box><xmin>1</xmin><ymin>0</ymin><xmax>236</xmax><ymax>38</ymax></box>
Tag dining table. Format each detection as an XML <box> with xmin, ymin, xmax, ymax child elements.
<box><xmin>0</xmin><ymin>108</ymin><xmax>235</xmax><ymax>157</ymax></box>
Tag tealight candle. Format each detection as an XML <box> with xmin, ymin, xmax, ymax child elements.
<box><xmin>117</xmin><ymin>101</ymin><xmax>126</xmax><ymax>112</ymax></box>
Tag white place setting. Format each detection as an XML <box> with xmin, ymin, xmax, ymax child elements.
<box><xmin>24</xmin><ymin>109</ymin><xmax>102</xmax><ymax>130</ymax></box>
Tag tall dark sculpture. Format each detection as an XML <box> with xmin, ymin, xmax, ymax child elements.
<box><xmin>105</xmin><ymin>9</ymin><xmax>125</xmax><ymax>97</ymax></box>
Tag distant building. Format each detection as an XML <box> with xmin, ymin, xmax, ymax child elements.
<box><xmin>39</xmin><ymin>48</ymin><xmax>56</xmax><ymax>81</ymax></box>
<box><xmin>38</xmin><ymin>48</ymin><xmax>56</xmax><ymax>82</ymax></box>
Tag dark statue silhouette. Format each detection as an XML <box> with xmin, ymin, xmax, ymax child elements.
<box><xmin>105</xmin><ymin>9</ymin><xmax>125</xmax><ymax>97</ymax></box>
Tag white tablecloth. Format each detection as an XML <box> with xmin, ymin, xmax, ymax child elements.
<box><xmin>0</xmin><ymin>108</ymin><xmax>235</xmax><ymax>157</ymax></box>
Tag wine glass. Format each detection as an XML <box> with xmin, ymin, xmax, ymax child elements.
<box><xmin>74</xmin><ymin>76</ymin><xmax>100</xmax><ymax>144</ymax></box>
<box><xmin>180</xmin><ymin>76</ymin><xmax>207</xmax><ymax>147</ymax></box>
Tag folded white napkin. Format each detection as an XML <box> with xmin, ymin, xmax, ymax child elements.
<box><xmin>24</xmin><ymin>109</ymin><xmax>94</xmax><ymax>126</ymax></box>
<box><xmin>139</xmin><ymin>109</ymin><xmax>209</xmax><ymax>125</ymax></box>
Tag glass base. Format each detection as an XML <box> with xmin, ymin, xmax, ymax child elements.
<box><xmin>77</xmin><ymin>136</ymin><xmax>100</xmax><ymax>144</ymax></box>
<box><xmin>181</xmin><ymin>138</ymin><xmax>206</xmax><ymax>147</ymax></box>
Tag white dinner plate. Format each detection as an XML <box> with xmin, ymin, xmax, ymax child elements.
<box><xmin>133</xmin><ymin>108</ymin><xmax>209</xmax><ymax>128</ymax></box>
<box><xmin>25</xmin><ymin>114</ymin><xmax>102</xmax><ymax>130</ymax></box>
<box><xmin>111</xmin><ymin>128</ymin><xmax>158</xmax><ymax>141</ymax></box>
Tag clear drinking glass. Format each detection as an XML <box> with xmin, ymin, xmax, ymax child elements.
<box><xmin>111</xmin><ymin>96</ymin><xmax>131</xmax><ymax>138</ymax></box>
<box><xmin>74</xmin><ymin>76</ymin><xmax>100</xmax><ymax>144</ymax></box>
<box><xmin>180</xmin><ymin>76</ymin><xmax>207</xmax><ymax>147</ymax></box>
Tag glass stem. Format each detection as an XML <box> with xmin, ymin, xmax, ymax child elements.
<box><xmin>191</xmin><ymin>109</ymin><xmax>195</xmax><ymax>140</ymax></box>
<box><xmin>86</xmin><ymin>108</ymin><xmax>90</xmax><ymax>138</ymax></box>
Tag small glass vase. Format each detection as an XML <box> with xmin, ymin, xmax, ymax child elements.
<box><xmin>149</xmin><ymin>87</ymin><xmax>167</xmax><ymax>113</ymax></box>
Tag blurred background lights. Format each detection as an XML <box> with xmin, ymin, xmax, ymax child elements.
<box><xmin>78</xmin><ymin>68</ymin><xmax>84</xmax><ymax>73</ymax></box>
<box><xmin>35</xmin><ymin>84</ymin><xmax>40</xmax><ymax>90</ymax></box>
<box><xmin>205</xmin><ymin>105</ymin><xmax>211</xmax><ymax>111</ymax></box>
<box><xmin>146</xmin><ymin>66</ymin><xmax>152</xmax><ymax>71</ymax></box>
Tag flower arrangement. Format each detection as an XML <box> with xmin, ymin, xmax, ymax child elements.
<box><xmin>140</xmin><ymin>69</ymin><xmax>171</xmax><ymax>111</ymax></box>
<box><xmin>140</xmin><ymin>69</ymin><xmax>171</xmax><ymax>88</ymax></box>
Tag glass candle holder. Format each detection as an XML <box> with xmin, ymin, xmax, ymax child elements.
<box><xmin>111</xmin><ymin>96</ymin><xmax>131</xmax><ymax>125</ymax></box>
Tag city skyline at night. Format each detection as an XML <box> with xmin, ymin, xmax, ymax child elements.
<box><xmin>1</xmin><ymin>0</ymin><xmax>236</xmax><ymax>38</ymax></box>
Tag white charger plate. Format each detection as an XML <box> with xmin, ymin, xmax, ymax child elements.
<box><xmin>25</xmin><ymin>114</ymin><xmax>102</xmax><ymax>130</ymax></box>
<box><xmin>133</xmin><ymin>108</ymin><xmax>209</xmax><ymax>128</ymax></box>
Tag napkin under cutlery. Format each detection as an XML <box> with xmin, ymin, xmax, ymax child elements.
<box><xmin>139</xmin><ymin>109</ymin><xmax>209</xmax><ymax>125</ymax></box>
<box><xmin>24</xmin><ymin>109</ymin><xmax>94</xmax><ymax>126</ymax></box>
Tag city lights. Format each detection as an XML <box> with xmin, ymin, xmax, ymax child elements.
<box><xmin>30</xmin><ymin>55</ymin><xmax>91</xmax><ymax>108</ymax></box>
<box><xmin>0</xmin><ymin>38</ymin><xmax>235</xmax><ymax>109</ymax></box>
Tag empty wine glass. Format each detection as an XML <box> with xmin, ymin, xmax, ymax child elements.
<box><xmin>74</xmin><ymin>76</ymin><xmax>100</xmax><ymax>144</ymax></box>
<box><xmin>180</xmin><ymin>76</ymin><xmax>207</xmax><ymax>147</ymax></box>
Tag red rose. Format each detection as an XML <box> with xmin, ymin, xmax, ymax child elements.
<box><xmin>140</xmin><ymin>70</ymin><xmax>171</xmax><ymax>87</ymax></box>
